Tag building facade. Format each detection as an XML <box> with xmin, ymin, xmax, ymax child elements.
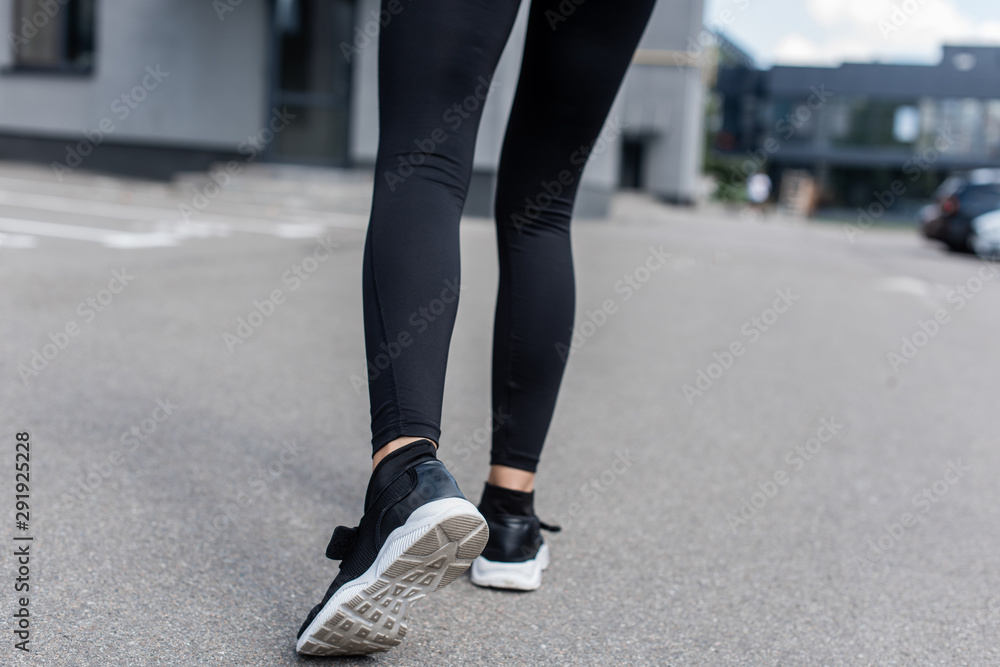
<box><xmin>714</xmin><ymin>45</ymin><xmax>1000</xmax><ymax>213</ymax></box>
<box><xmin>0</xmin><ymin>0</ymin><xmax>705</xmax><ymax>214</ymax></box>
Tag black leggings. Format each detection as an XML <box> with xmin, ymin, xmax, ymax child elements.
<box><xmin>363</xmin><ymin>0</ymin><xmax>656</xmax><ymax>472</ymax></box>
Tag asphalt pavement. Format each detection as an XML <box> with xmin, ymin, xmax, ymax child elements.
<box><xmin>2</xmin><ymin>162</ymin><xmax>999</xmax><ymax>666</ymax></box>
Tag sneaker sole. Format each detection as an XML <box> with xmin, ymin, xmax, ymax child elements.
<box><xmin>469</xmin><ymin>541</ymin><xmax>549</xmax><ymax>591</ymax></box>
<box><xmin>296</xmin><ymin>497</ymin><xmax>489</xmax><ymax>656</ymax></box>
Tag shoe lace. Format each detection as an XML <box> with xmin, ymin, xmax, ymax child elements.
<box><xmin>538</xmin><ymin>519</ymin><xmax>561</xmax><ymax>533</ymax></box>
<box><xmin>325</xmin><ymin>525</ymin><xmax>359</xmax><ymax>560</ymax></box>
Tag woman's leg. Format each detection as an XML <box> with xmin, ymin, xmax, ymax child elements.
<box><xmin>299</xmin><ymin>3</ymin><xmax>527</xmax><ymax>653</ymax></box>
<box><xmin>363</xmin><ymin>0</ymin><xmax>522</xmax><ymax>459</ymax></box>
<box><xmin>489</xmin><ymin>0</ymin><xmax>658</xmax><ymax>479</ymax></box>
<box><xmin>470</xmin><ymin>0</ymin><xmax>657</xmax><ymax>592</ymax></box>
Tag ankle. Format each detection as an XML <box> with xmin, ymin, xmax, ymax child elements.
<box><xmin>487</xmin><ymin>464</ymin><xmax>535</xmax><ymax>492</ymax></box>
<box><xmin>373</xmin><ymin>436</ymin><xmax>438</xmax><ymax>470</ymax></box>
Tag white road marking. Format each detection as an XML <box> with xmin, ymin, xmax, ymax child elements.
<box><xmin>0</xmin><ymin>217</ymin><xmax>180</xmax><ymax>248</ymax></box>
<box><xmin>0</xmin><ymin>233</ymin><xmax>38</xmax><ymax>249</ymax></box>
<box><xmin>0</xmin><ymin>215</ymin><xmax>343</xmax><ymax>249</ymax></box>
<box><xmin>875</xmin><ymin>276</ymin><xmax>950</xmax><ymax>303</ymax></box>
<box><xmin>0</xmin><ymin>189</ymin><xmax>367</xmax><ymax>232</ymax></box>
<box><xmin>876</xmin><ymin>276</ymin><xmax>931</xmax><ymax>297</ymax></box>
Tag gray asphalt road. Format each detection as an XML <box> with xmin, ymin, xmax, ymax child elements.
<box><xmin>2</xmin><ymin>163</ymin><xmax>1000</xmax><ymax>666</ymax></box>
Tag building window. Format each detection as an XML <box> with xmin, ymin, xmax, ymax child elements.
<box><xmin>986</xmin><ymin>101</ymin><xmax>1000</xmax><ymax>159</ymax></box>
<box><xmin>269</xmin><ymin>0</ymin><xmax>354</xmax><ymax>165</ymax></box>
<box><xmin>770</xmin><ymin>96</ymin><xmax>820</xmax><ymax>143</ymax></box>
<box><xmin>829</xmin><ymin>97</ymin><xmax>921</xmax><ymax>148</ymax></box>
<box><xmin>892</xmin><ymin>106</ymin><xmax>920</xmax><ymax>143</ymax></box>
<box><xmin>933</xmin><ymin>98</ymin><xmax>985</xmax><ymax>158</ymax></box>
<box><xmin>9</xmin><ymin>0</ymin><xmax>95</xmax><ymax>72</ymax></box>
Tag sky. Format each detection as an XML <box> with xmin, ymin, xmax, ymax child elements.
<box><xmin>702</xmin><ymin>0</ymin><xmax>1000</xmax><ymax>67</ymax></box>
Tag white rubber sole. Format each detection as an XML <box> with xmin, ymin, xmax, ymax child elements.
<box><xmin>296</xmin><ymin>497</ymin><xmax>489</xmax><ymax>656</ymax></box>
<box><xmin>469</xmin><ymin>541</ymin><xmax>549</xmax><ymax>591</ymax></box>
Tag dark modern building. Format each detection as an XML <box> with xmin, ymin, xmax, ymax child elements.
<box><xmin>714</xmin><ymin>44</ymin><xmax>1000</xmax><ymax>213</ymax></box>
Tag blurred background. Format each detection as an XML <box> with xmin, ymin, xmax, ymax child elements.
<box><xmin>0</xmin><ymin>0</ymin><xmax>997</xmax><ymax>243</ymax></box>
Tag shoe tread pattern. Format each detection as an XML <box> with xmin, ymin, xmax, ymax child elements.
<box><xmin>298</xmin><ymin>514</ymin><xmax>488</xmax><ymax>656</ymax></box>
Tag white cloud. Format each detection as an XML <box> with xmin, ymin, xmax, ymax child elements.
<box><xmin>807</xmin><ymin>0</ymin><xmax>889</xmax><ymax>27</ymax></box>
<box><xmin>772</xmin><ymin>34</ymin><xmax>825</xmax><ymax>64</ymax></box>
<box><xmin>774</xmin><ymin>0</ymin><xmax>1000</xmax><ymax>65</ymax></box>
<box><xmin>773</xmin><ymin>34</ymin><xmax>874</xmax><ymax>65</ymax></box>
<box><xmin>980</xmin><ymin>20</ymin><xmax>1000</xmax><ymax>41</ymax></box>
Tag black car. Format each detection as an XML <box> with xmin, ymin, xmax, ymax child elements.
<box><xmin>921</xmin><ymin>170</ymin><xmax>1000</xmax><ymax>252</ymax></box>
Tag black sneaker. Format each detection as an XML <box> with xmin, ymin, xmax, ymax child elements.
<box><xmin>296</xmin><ymin>440</ymin><xmax>489</xmax><ymax>656</ymax></box>
<box><xmin>469</xmin><ymin>483</ymin><xmax>560</xmax><ymax>591</ymax></box>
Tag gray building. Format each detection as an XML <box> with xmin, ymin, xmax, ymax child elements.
<box><xmin>715</xmin><ymin>44</ymin><xmax>1000</xmax><ymax>210</ymax></box>
<box><xmin>0</xmin><ymin>0</ymin><xmax>705</xmax><ymax>214</ymax></box>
